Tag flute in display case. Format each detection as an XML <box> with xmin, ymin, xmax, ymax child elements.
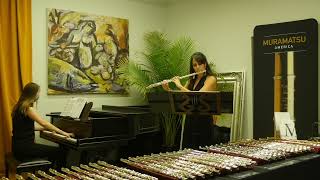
<box><xmin>274</xmin><ymin>51</ymin><xmax>295</xmax><ymax>137</ymax></box>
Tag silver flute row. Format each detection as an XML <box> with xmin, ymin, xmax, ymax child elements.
<box><xmin>5</xmin><ymin>161</ymin><xmax>157</xmax><ymax>180</ymax></box>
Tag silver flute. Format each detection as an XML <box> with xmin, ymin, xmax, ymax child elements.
<box><xmin>146</xmin><ymin>70</ymin><xmax>206</xmax><ymax>89</ymax></box>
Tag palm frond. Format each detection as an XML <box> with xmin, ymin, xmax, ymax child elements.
<box><xmin>118</xmin><ymin>60</ymin><xmax>154</xmax><ymax>96</ymax></box>
<box><xmin>167</xmin><ymin>37</ymin><xmax>195</xmax><ymax>76</ymax></box>
<box><xmin>118</xmin><ymin>31</ymin><xmax>198</xmax><ymax>95</ymax></box>
<box><xmin>142</xmin><ymin>32</ymin><xmax>173</xmax><ymax>81</ymax></box>
<box><xmin>144</xmin><ymin>31</ymin><xmax>170</xmax><ymax>55</ymax></box>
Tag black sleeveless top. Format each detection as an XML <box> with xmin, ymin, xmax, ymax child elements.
<box><xmin>188</xmin><ymin>75</ymin><xmax>207</xmax><ymax>91</ymax></box>
<box><xmin>12</xmin><ymin>110</ymin><xmax>35</xmax><ymax>145</ymax></box>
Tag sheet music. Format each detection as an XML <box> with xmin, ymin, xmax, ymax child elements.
<box><xmin>60</xmin><ymin>97</ymin><xmax>87</xmax><ymax>119</ymax></box>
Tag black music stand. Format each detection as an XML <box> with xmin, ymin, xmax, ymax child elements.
<box><xmin>148</xmin><ymin>91</ymin><xmax>225</xmax><ymax>149</ymax></box>
<box><xmin>148</xmin><ymin>91</ymin><xmax>233</xmax><ymax>114</ymax></box>
<box><xmin>168</xmin><ymin>91</ymin><xmax>221</xmax><ymax>115</ymax></box>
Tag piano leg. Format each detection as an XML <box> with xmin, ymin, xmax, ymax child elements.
<box><xmin>86</xmin><ymin>146</ymin><xmax>120</xmax><ymax>162</ymax></box>
<box><xmin>65</xmin><ymin>149</ymin><xmax>82</xmax><ymax>167</ymax></box>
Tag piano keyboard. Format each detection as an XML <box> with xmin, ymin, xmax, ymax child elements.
<box><xmin>41</xmin><ymin>130</ymin><xmax>77</xmax><ymax>144</ymax></box>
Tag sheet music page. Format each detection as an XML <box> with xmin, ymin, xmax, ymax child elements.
<box><xmin>274</xmin><ymin>112</ymin><xmax>297</xmax><ymax>139</ymax></box>
<box><xmin>274</xmin><ymin>112</ymin><xmax>291</xmax><ymax>132</ymax></box>
<box><xmin>60</xmin><ymin>97</ymin><xmax>87</xmax><ymax>119</ymax></box>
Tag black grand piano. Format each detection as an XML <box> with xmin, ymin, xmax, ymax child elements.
<box><xmin>40</xmin><ymin>105</ymin><xmax>160</xmax><ymax>166</ymax></box>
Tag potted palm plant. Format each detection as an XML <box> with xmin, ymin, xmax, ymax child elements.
<box><xmin>118</xmin><ymin>31</ymin><xmax>195</xmax><ymax>149</ymax></box>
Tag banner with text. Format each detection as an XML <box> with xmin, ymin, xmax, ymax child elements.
<box><xmin>253</xmin><ymin>19</ymin><xmax>318</xmax><ymax>139</ymax></box>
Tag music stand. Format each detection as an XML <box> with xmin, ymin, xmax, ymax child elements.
<box><xmin>148</xmin><ymin>91</ymin><xmax>233</xmax><ymax>149</ymax></box>
<box><xmin>168</xmin><ymin>91</ymin><xmax>221</xmax><ymax>115</ymax></box>
<box><xmin>167</xmin><ymin>91</ymin><xmax>222</xmax><ymax>149</ymax></box>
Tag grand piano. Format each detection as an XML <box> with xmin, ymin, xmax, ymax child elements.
<box><xmin>40</xmin><ymin>105</ymin><xmax>160</xmax><ymax>166</ymax></box>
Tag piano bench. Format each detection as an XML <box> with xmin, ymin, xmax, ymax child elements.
<box><xmin>5</xmin><ymin>153</ymin><xmax>52</xmax><ymax>178</ymax></box>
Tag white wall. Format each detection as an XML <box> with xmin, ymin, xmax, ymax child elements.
<box><xmin>32</xmin><ymin>0</ymin><xmax>320</xmax><ymax>140</ymax></box>
<box><xmin>165</xmin><ymin>0</ymin><xmax>320</xmax><ymax>139</ymax></box>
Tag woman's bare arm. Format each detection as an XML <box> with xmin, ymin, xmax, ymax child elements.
<box><xmin>35</xmin><ymin>124</ymin><xmax>45</xmax><ymax>131</ymax></box>
<box><xmin>199</xmin><ymin>76</ymin><xmax>217</xmax><ymax>91</ymax></box>
<box><xmin>26</xmin><ymin>107</ymin><xmax>73</xmax><ymax>138</ymax></box>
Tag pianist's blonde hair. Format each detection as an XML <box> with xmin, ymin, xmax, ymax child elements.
<box><xmin>12</xmin><ymin>82</ymin><xmax>40</xmax><ymax>116</ymax></box>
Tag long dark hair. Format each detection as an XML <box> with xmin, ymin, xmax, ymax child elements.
<box><xmin>11</xmin><ymin>82</ymin><xmax>40</xmax><ymax>117</ymax></box>
<box><xmin>188</xmin><ymin>52</ymin><xmax>214</xmax><ymax>87</ymax></box>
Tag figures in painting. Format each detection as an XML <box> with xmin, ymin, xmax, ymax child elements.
<box><xmin>47</xmin><ymin>9</ymin><xmax>128</xmax><ymax>94</ymax></box>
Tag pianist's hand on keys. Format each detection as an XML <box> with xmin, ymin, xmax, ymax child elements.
<box><xmin>65</xmin><ymin>132</ymin><xmax>75</xmax><ymax>138</ymax></box>
<box><xmin>53</xmin><ymin>130</ymin><xmax>75</xmax><ymax>138</ymax></box>
<box><xmin>43</xmin><ymin>130</ymin><xmax>77</xmax><ymax>144</ymax></box>
<box><xmin>52</xmin><ymin>131</ymin><xmax>75</xmax><ymax>139</ymax></box>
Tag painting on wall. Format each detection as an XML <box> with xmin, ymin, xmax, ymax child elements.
<box><xmin>47</xmin><ymin>8</ymin><xmax>129</xmax><ymax>94</ymax></box>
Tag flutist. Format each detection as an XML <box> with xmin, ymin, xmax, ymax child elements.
<box><xmin>162</xmin><ymin>52</ymin><xmax>218</xmax><ymax>149</ymax></box>
<box><xmin>162</xmin><ymin>52</ymin><xmax>217</xmax><ymax>92</ymax></box>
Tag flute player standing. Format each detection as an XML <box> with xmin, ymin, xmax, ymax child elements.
<box><xmin>162</xmin><ymin>52</ymin><xmax>217</xmax><ymax>148</ymax></box>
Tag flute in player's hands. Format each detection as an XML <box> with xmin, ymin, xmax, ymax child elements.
<box><xmin>146</xmin><ymin>70</ymin><xmax>206</xmax><ymax>89</ymax></box>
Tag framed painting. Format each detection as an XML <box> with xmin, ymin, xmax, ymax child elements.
<box><xmin>47</xmin><ymin>8</ymin><xmax>129</xmax><ymax>94</ymax></box>
<box><xmin>215</xmin><ymin>71</ymin><xmax>245</xmax><ymax>142</ymax></box>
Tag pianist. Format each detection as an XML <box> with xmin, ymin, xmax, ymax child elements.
<box><xmin>11</xmin><ymin>82</ymin><xmax>74</xmax><ymax>166</ymax></box>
